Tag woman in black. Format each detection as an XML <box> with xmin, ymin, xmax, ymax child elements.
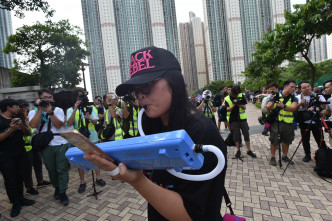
<box><xmin>84</xmin><ymin>46</ymin><xmax>227</xmax><ymax>220</ymax></box>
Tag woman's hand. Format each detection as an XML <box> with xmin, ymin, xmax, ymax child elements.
<box><xmin>83</xmin><ymin>153</ymin><xmax>145</xmax><ymax>185</ymax></box>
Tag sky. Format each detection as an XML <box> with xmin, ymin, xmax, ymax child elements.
<box><xmin>11</xmin><ymin>0</ymin><xmax>306</xmax><ymax>98</ymax></box>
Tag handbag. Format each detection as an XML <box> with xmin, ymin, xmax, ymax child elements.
<box><xmin>31</xmin><ymin>118</ymin><xmax>58</xmax><ymax>152</ymax></box>
<box><xmin>101</xmin><ymin>122</ymin><xmax>115</xmax><ymax>140</ymax></box>
<box><xmin>223</xmin><ymin>186</ymin><xmax>247</xmax><ymax>221</ymax></box>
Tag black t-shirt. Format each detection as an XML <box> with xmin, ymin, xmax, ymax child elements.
<box><xmin>0</xmin><ymin>115</ymin><xmax>25</xmax><ymax>156</ymax></box>
<box><xmin>142</xmin><ymin>112</ymin><xmax>227</xmax><ymax>220</ymax></box>
<box><xmin>225</xmin><ymin>95</ymin><xmax>247</xmax><ymax>123</ymax></box>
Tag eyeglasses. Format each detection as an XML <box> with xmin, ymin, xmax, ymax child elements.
<box><xmin>134</xmin><ymin>78</ymin><xmax>161</xmax><ymax>97</ymax></box>
<box><xmin>40</xmin><ymin>96</ymin><xmax>53</xmax><ymax>100</ymax></box>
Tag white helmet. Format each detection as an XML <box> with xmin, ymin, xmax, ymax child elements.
<box><xmin>202</xmin><ymin>90</ymin><xmax>212</xmax><ymax>100</ymax></box>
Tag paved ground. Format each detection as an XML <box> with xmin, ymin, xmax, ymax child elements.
<box><xmin>1</xmin><ymin>103</ymin><xmax>332</xmax><ymax>221</ymax></box>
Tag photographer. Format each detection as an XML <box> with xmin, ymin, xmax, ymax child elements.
<box><xmin>29</xmin><ymin>89</ymin><xmax>69</xmax><ymax>206</ymax></box>
<box><xmin>122</xmin><ymin>95</ymin><xmax>140</xmax><ymax>138</ymax></box>
<box><xmin>296</xmin><ymin>81</ymin><xmax>327</xmax><ymax>162</ymax></box>
<box><xmin>322</xmin><ymin>80</ymin><xmax>332</xmax><ymax>147</ymax></box>
<box><xmin>197</xmin><ymin>90</ymin><xmax>217</xmax><ymax>123</ymax></box>
<box><xmin>101</xmin><ymin>92</ymin><xmax>124</xmax><ymax>141</ymax></box>
<box><xmin>0</xmin><ymin>99</ymin><xmax>35</xmax><ymax>217</ymax></box>
<box><xmin>93</xmin><ymin>95</ymin><xmax>105</xmax><ymax>133</ymax></box>
<box><xmin>67</xmin><ymin>90</ymin><xmax>106</xmax><ymax>193</ymax></box>
<box><xmin>224</xmin><ymin>86</ymin><xmax>256</xmax><ymax>158</ymax></box>
<box><xmin>217</xmin><ymin>86</ymin><xmax>229</xmax><ymax>131</ymax></box>
<box><xmin>266</xmin><ymin>80</ymin><xmax>298</xmax><ymax>166</ymax></box>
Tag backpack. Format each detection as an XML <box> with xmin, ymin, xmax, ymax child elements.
<box><xmin>314</xmin><ymin>148</ymin><xmax>332</xmax><ymax>178</ymax></box>
<box><xmin>213</xmin><ymin>94</ymin><xmax>222</xmax><ymax>107</ymax></box>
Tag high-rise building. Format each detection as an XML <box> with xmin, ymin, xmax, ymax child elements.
<box><xmin>190</xmin><ymin>12</ymin><xmax>208</xmax><ymax>89</ymax></box>
<box><xmin>179</xmin><ymin>22</ymin><xmax>198</xmax><ymax>93</ymax></box>
<box><xmin>203</xmin><ymin>0</ymin><xmax>290</xmax><ymax>83</ymax></box>
<box><xmin>81</xmin><ymin>0</ymin><xmax>180</xmax><ymax>97</ymax></box>
<box><xmin>203</xmin><ymin>0</ymin><xmax>232</xmax><ymax>82</ymax></box>
<box><xmin>308</xmin><ymin>36</ymin><xmax>328</xmax><ymax>63</ymax></box>
<box><xmin>327</xmin><ymin>35</ymin><xmax>332</xmax><ymax>60</ymax></box>
<box><xmin>0</xmin><ymin>7</ymin><xmax>15</xmax><ymax>69</ymax></box>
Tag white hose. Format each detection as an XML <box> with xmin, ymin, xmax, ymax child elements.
<box><xmin>138</xmin><ymin>108</ymin><xmax>146</xmax><ymax>136</ymax></box>
<box><xmin>167</xmin><ymin>145</ymin><xmax>225</xmax><ymax>181</ymax></box>
<box><xmin>137</xmin><ymin>108</ymin><xmax>225</xmax><ymax>181</ymax></box>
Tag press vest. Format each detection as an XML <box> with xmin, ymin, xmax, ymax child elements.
<box><xmin>74</xmin><ymin>106</ymin><xmax>97</xmax><ymax>131</ymax></box>
<box><xmin>273</xmin><ymin>93</ymin><xmax>294</xmax><ymax>123</ymax></box>
<box><xmin>23</xmin><ymin>127</ymin><xmax>34</xmax><ymax>152</ymax></box>
<box><xmin>103</xmin><ymin>107</ymin><xmax>124</xmax><ymax>140</ymax></box>
<box><xmin>225</xmin><ymin>94</ymin><xmax>247</xmax><ymax>122</ymax></box>
<box><xmin>128</xmin><ymin>105</ymin><xmax>139</xmax><ymax>136</ymax></box>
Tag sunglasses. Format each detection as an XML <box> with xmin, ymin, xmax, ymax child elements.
<box><xmin>133</xmin><ymin>78</ymin><xmax>161</xmax><ymax>97</ymax></box>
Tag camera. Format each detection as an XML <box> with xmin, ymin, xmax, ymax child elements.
<box><xmin>123</xmin><ymin>95</ymin><xmax>135</xmax><ymax>103</ymax></box>
<box><xmin>37</xmin><ymin>100</ymin><xmax>51</xmax><ymax>107</ymax></box>
<box><xmin>270</xmin><ymin>92</ymin><xmax>280</xmax><ymax>103</ymax></box>
<box><xmin>202</xmin><ymin>90</ymin><xmax>212</xmax><ymax>101</ymax></box>
<box><xmin>233</xmin><ymin>97</ymin><xmax>246</xmax><ymax>105</ymax></box>
<box><xmin>79</xmin><ymin>91</ymin><xmax>89</xmax><ymax>107</ymax></box>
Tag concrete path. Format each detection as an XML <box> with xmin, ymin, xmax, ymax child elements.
<box><xmin>1</xmin><ymin>103</ymin><xmax>332</xmax><ymax>220</ymax></box>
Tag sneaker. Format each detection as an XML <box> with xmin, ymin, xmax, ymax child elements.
<box><xmin>302</xmin><ymin>155</ymin><xmax>311</xmax><ymax>162</ymax></box>
<box><xmin>235</xmin><ymin>150</ymin><xmax>241</xmax><ymax>158</ymax></box>
<box><xmin>59</xmin><ymin>192</ymin><xmax>69</xmax><ymax>206</ymax></box>
<box><xmin>269</xmin><ymin>157</ymin><xmax>277</xmax><ymax>166</ymax></box>
<box><xmin>282</xmin><ymin>156</ymin><xmax>294</xmax><ymax>165</ymax></box>
<box><xmin>78</xmin><ymin>183</ymin><xmax>86</xmax><ymax>193</ymax></box>
<box><xmin>262</xmin><ymin>131</ymin><xmax>269</xmax><ymax>136</ymax></box>
<box><xmin>20</xmin><ymin>198</ymin><xmax>35</xmax><ymax>206</ymax></box>
<box><xmin>96</xmin><ymin>179</ymin><xmax>106</xmax><ymax>187</ymax></box>
<box><xmin>10</xmin><ymin>203</ymin><xmax>21</xmax><ymax>217</ymax></box>
<box><xmin>54</xmin><ymin>187</ymin><xmax>60</xmax><ymax>200</ymax></box>
<box><xmin>37</xmin><ymin>180</ymin><xmax>51</xmax><ymax>188</ymax></box>
<box><xmin>247</xmin><ymin>150</ymin><xmax>257</xmax><ymax>158</ymax></box>
<box><xmin>26</xmin><ymin>188</ymin><xmax>39</xmax><ymax>196</ymax></box>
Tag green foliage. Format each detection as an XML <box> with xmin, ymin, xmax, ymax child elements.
<box><xmin>3</xmin><ymin>20</ymin><xmax>90</xmax><ymax>89</ymax></box>
<box><xmin>191</xmin><ymin>80</ymin><xmax>234</xmax><ymax>95</ymax></box>
<box><xmin>9</xmin><ymin>64</ymin><xmax>39</xmax><ymax>87</ymax></box>
<box><xmin>0</xmin><ymin>0</ymin><xmax>54</xmax><ymax>18</ymax></box>
<box><xmin>245</xmin><ymin>0</ymin><xmax>332</xmax><ymax>87</ymax></box>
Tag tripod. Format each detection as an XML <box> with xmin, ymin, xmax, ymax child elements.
<box><xmin>87</xmin><ymin>170</ymin><xmax>102</xmax><ymax>199</ymax></box>
<box><xmin>282</xmin><ymin>109</ymin><xmax>331</xmax><ymax>175</ymax></box>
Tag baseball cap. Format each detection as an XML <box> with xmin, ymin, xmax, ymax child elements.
<box><xmin>116</xmin><ymin>46</ymin><xmax>181</xmax><ymax>96</ymax></box>
<box><xmin>17</xmin><ymin>99</ymin><xmax>29</xmax><ymax>107</ymax></box>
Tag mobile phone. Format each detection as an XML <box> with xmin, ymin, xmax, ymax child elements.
<box><xmin>13</xmin><ymin>118</ymin><xmax>21</xmax><ymax>124</ymax></box>
<box><xmin>60</xmin><ymin>131</ymin><xmax>113</xmax><ymax>162</ymax></box>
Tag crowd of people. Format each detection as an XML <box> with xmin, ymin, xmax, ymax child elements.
<box><xmin>0</xmin><ymin>45</ymin><xmax>331</xmax><ymax>220</ymax></box>
<box><xmin>190</xmin><ymin>80</ymin><xmax>332</xmax><ymax>168</ymax></box>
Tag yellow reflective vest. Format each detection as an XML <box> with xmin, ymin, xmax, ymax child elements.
<box><xmin>225</xmin><ymin>94</ymin><xmax>247</xmax><ymax>122</ymax></box>
<box><xmin>23</xmin><ymin>127</ymin><xmax>34</xmax><ymax>152</ymax></box>
<box><xmin>74</xmin><ymin>106</ymin><xmax>97</xmax><ymax>131</ymax></box>
<box><xmin>128</xmin><ymin>105</ymin><xmax>139</xmax><ymax>136</ymax></box>
<box><xmin>272</xmin><ymin>93</ymin><xmax>294</xmax><ymax>123</ymax></box>
<box><xmin>103</xmin><ymin>107</ymin><xmax>124</xmax><ymax>140</ymax></box>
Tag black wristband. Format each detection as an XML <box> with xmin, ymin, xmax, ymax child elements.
<box><xmin>48</xmin><ymin>111</ymin><xmax>54</xmax><ymax>115</ymax></box>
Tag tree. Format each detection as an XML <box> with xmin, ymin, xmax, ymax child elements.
<box><xmin>3</xmin><ymin>20</ymin><xmax>90</xmax><ymax>89</ymax></box>
<box><xmin>283</xmin><ymin>0</ymin><xmax>332</xmax><ymax>87</ymax></box>
<box><xmin>0</xmin><ymin>0</ymin><xmax>54</xmax><ymax>18</ymax></box>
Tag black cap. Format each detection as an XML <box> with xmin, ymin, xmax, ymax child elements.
<box><xmin>116</xmin><ymin>46</ymin><xmax>181</xmax><ymax>96</ymax></box>
<box><xmin>17</xmin><ymin>99</ymin><xmax>29</xmax><ymax>107</ymax></box>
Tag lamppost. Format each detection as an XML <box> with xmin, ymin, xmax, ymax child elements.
<box><xmin>81</xmin><ymin>62</ymin><xmax>89</xmax><ymax>91</ymax></box>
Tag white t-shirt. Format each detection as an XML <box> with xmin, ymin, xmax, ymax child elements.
<box><xmin>29</xmin><ymin>107</ymin><xmax>68</xmax><ymax>146</ymax></box>
<box><xmin>296</xmin><ymin>94</ymin><xmax>326</xmax><ymax>124</ymax></box>
<box><xmin>326</xmin><ymin>97</ymin><xmax>332</xmax><ymax>122</ymax></box>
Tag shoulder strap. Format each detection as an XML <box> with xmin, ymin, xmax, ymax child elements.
<box><xmin>39</xmin><ymin>120</ymin><xmax>46</xmax><ymax>133</ymax></box>
<box><xmin>223</xmin><ymin>186</ymin><xmax>235</xmax><ymax>215</ymax></box>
